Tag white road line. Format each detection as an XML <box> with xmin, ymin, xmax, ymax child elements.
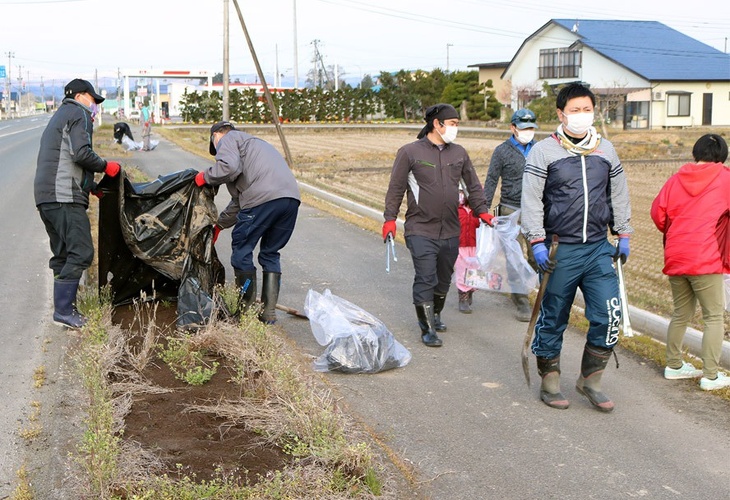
<box><xmin>0</xmin><ymin>125</ymin><xmax>45</xmax><ymax>138</ymax></box>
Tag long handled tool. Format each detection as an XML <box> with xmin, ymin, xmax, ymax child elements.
<box><xmin>615</xmin><ymin>255</ymin><xmax>634</xmax><ymax>338</ymax></box>
<box><xmin>275</xmin><ymin>303</ymin><xmax>308</xmax><ymax>319</ymax></box>
<box><xmin>521</xmin><ymin>235</ymin><xmax>559</xmax><ymax>386</ymax></box>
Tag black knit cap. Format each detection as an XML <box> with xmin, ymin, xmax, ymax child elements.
<box><xmin>209</xmin><ymin>121</ymin><xmax>236</xmax><ymax>155</ymax></box>
<box><xmin>417</xmin><ymin>103</ymin><xmax>459</xmax><ymax>139</ymax></box>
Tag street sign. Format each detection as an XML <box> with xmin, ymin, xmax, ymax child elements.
<box><xmin>0</xmin><ymin>66</ymin><xmax>5</xmax><ymax>79</ymax></box>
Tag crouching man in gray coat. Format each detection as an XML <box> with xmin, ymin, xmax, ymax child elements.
<box><xmin>195</xmin><ymin>121</ymin><xmax>300</xmax><ymax>324</ymax></box>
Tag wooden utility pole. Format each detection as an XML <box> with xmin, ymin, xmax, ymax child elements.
<box><xmin>231</xmin><ymin>0</ymin><xmax>293</xmax><ymax>168</ymax></box>
<box><xmin>222</xmin><ymin>0</ymin><xmax>230</xmax><ymax>121</ymax></box>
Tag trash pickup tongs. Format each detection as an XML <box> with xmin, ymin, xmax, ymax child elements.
<box><xmin>385</xmin><ymin>233</ymin><xmax>398</xmax><ymax>273</ymax></box>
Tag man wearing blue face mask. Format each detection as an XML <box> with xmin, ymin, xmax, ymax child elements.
<box><xmin>35</xmin><ymin>78</ymin><xmax>121</xmax><ymax>329</ymax></box>
<box><xmin>383</xmin><ymin>103</ymin><xmax>494</xmax><ymax>347</ymax></box>
<box><xmin>521</xmin><ymin>83</ymin><xmax>632</xmax><ymax>412</ymax></box>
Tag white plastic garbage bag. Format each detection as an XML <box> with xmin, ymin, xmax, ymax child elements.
<box><xmin>304</xmin><ymin>289</ymin><xmax>411</xmax><ymax>374</ymax></box>
<box><xmin>121</xmin><ymin>135</ymin><xmax>159</xmax><ymax>151</ymax></box>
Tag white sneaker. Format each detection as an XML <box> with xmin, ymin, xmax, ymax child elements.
<box><xmin>699</xmin><ymin>372</ymin><xmax>730</xmax><ymax>391</ymax></box>
<box><xmin>664</xmin><ymin>361</ymin><xmax>703</xmax><ymax>380</ymax></box>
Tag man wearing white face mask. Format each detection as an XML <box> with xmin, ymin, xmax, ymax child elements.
<box><xmin>483</xmin><ymin>108</ymin><xmax>539</xmax><ymax>321</ymax></box>
<box><xmin>521</xmin><ymin>83</ymin><xmax>632</xmax><ymax>413</ymax></box>
<box><xmin>383</xmin><ymin>103</ymin><xmax>494</xmax><ymax>347</ymax></box>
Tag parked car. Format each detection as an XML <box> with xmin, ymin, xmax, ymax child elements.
<box><xmin>126</xmin><ymin>110</ymin><xmax>141</xmax><ymax>123</ymax></box>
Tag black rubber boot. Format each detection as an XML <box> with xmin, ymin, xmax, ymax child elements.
<box><xmin>458</xmin><ymin>292</ymin><xmax>471</xmax><ymax>314</ymax></box>
<box><xmin>576</xmin><ymin>345</ymin><xmax>614</xmax><ymax>413</ymax></box>
<box><xmin>433</xmin><ymin>293</ymin><xmax>447</xmax><ymax>331</ymax></box>
<box><xmin>512</xmin><ymin>294</ymin><xmax>532</xmax><ymax>323</ymax></box>
<box><xmin>415</xmin><ymin>303</ymin><xmax>443</xmax><ymax>347</ymax></box>
<box><xmin>53</xmin><ymin>278</ymin><xmax>86</xmax><ymax>329</ymax></box>
<box><xmin>259</xmin><ymin>272</ymin><xmax>281</xmax><ymax>324</ymax></box>
<box><xmin>234</xmin><ymin>270</ymin><xmax>257</xmax><ymax>317</ymax></box>
<box><xmin>467</xmin><ymin>290</ymin><xmax>473</xmax><ymax>306</ymax></box>
<box><xmin>536</xmin><ymin>356</ymin><xmax>570</xmax><ymax>409</ymax></box>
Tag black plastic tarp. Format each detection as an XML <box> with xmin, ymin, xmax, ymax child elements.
<box><xmin>97</xmin><ymin>168</ymin><xmax>226</xmax><ymax>328</ymax></box>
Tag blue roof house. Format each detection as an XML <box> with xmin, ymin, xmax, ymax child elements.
<box><xmin>501</xmin><ymin>19</ymin><xmax>730</xmax><ymax>129</ymax></box>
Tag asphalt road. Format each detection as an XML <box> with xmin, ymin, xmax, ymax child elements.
<box><xmin>2</xmin><ymin>117</ymin><xmax>729</xmax><ymax>499</ymax></box>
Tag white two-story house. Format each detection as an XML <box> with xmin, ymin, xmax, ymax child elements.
<box><xmin>500</xmin><ymin>19</ymin><xmax>730</xmax><ymax>129</ymax></box>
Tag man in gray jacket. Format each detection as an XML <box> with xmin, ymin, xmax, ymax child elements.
<box><xmin>195</xmin><ymin>121</ymin><xmax>300</xmax><ymax>324</ymax></box>
<box><xmin>483</xmin><ymin>109</ymin><xmax>538</xmax><ymax>321</ymax></box>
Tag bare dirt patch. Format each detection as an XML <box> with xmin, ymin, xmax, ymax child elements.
<box><xmin>111</xmin><ymin>304</ymin><xmax>290</xmax><ymax>486</ymax></box>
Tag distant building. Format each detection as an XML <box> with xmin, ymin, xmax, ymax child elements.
<box><xmin>496</xmin><ymin>19</ymin><xmax>730</xmax><ymax>129</ymax></box>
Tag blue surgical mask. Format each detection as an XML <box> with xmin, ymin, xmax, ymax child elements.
<box><xmin>90</xmin><ymin>102</ymin><xmax>98</xmax><ymax>120</ymax></box>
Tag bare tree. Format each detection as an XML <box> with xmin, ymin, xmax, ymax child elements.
<box><xmin>594</xmin><ymin>80</ymin><xmax>629</xmax><ymax>139</ymax></box>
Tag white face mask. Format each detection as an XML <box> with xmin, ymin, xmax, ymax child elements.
<box><xmin>439</xmin><ymin>125</ymin><xmax>458</xmax><ymax>144</ymax></box>
<box><xmin>563</xmin><ymin>112</ymin><xmax>594</xmax><ymax>136</ymax></box>
<box><xmin>515</xmin><ymin>129</ymin><xmax>535</xmax><ymax>144</ymax></box>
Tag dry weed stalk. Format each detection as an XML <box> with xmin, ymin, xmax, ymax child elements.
<box><xmin>111</xmin><ymin>440</ymin><xmax>166</xmax><ymax>489</ymax></box>
<box><xmin>109</xmin><ymin>380</ymin><xmax>173</xmax><ymax>396</ymax></box>
<box><xmin>184</xmin><ymin>399</ymin><xmax>287</xmax><ymax>446</ymax></box>
<box><xmin>127</xmin><ymin>297</ymin><xmax>161</xmax><ymax>372</ymax></box>
<box><xmin>111</xmin><ymin>393</ymin><xmax>133</xmax><ymax>435</ymax></box>
<box><xmin>99</xmin><ymin>323</ymin><xmax>128</xmax><ymax>375</ymax></box>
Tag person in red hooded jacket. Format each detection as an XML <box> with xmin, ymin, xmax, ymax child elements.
<box><xmin>454</xmin><ymin>187</ymin><xmax>481</xmax><ymax>313</ymax></box>
<box><xmin>651</xmin><ymin>133</ymin><xmax>730</xmax><ymax>391</ymax></box>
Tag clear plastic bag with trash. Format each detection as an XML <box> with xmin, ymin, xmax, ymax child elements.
<box><xmin>473</xmin><ymin>209</ymin><xmax>538</xmax><ymax>294</ymax></box>
<box><xmin>304</xmin><ymin>289</ymin><xmax>411</xmax><ymax>374</ymax></box>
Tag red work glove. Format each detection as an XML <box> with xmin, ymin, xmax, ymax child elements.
<box><xmin>104</xmin><ymin>161</ymin><xmax>121</xmax><ymax>177</ymax></box>
<box><xmin>194</xmin><ymin>171</ymin><xmax>207</xmax><ymax>187</ymax></box>
<box><xmin>213</xmin><ymin>225</ymin><xmax>221</xmax><ymax>244</ymax></box>
<box><xmin>382</xmin><ymin>220</ymin><xmax>396</xmax><ymax>242</ymax></box>
<box><xmin>478</xmin><ymin>212</ymin><xmax>495</xmax><ymax>227</ymax></box>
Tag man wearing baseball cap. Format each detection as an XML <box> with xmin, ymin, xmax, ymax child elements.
<box><xmin>195</xmin><ymin>121</ymin><xmax>300</xmax><ymax>324</ymax></box>
<box><xmin>35</xmin><ymin>78</ymin><xmax>121</xmax><ymax>328</ymax></box>
<box><xmin>482</xmin><ymin>108</ymin><xmax>539</xmax><ymax>322</ymax></box>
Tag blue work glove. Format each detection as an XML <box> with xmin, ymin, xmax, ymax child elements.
<box><xmin>615</xmin><ymin>236</ymin><xmax>630</xmax><ymax>264</ymax></box>
<box><xmin>531</xmin><ymin>241</ymin><xmax>554</xmax><ymax>272</ymax></box>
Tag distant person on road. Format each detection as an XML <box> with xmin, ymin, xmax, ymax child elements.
<box><xmin>382</xmin><ymin>103</ymin><xmax>494</xmax><ymax>347</ymax></box>
<box><xmin>454</xmin><ymin>187</ymin><xmax>480</xmax><ymax>313</ymax></box>
<box><xmin>34</xmin><ymin>78</ymin><xmax>121</xmax><ymax>329</ymax></box>
<box><xmin>140</xmin><ymin>102</ymin><xmax>152</xmax><ymax>151</ymax></box>
<box><xmin>483</xmin><ymin>108</ymin><xmax>539</xmax><ymax>322</ymax></box>
<box><xmin>651</xmin><ymin>134</ymin><xmax>730</xmax><ymax>391</ymax></box>
<box><xmin>195</xmin><ymin>121</ymin><xmax>300</xmax><ymax>324</ymax></box>
<box><xmin>521</xmin><ymin>83</ymin><xmax>632</xmax><ymax>412</ymax></box>
<box><xmin>113</xmin><ymin>122</ymin><xmax>135</xmax><ymax>143</ymax></box>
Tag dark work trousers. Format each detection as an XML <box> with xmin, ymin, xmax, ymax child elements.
<box><xmin>37</xmin><ymin>202</ymin><xmax>94</xmax><ymax>280</ymax></box>
<box><xmin>405</xmin><ymin>234</ymin><xmax>460</xmax><ymax>305</ymax></box>
<box><xmin>231</xmin><ymin>197</ymin><xmax>299</xmax><ymax>274</ymax></box>
<box><xmin>531</xmin><ymin>239</ymin><xmax>621</xmax><ymax>359</ymax></box>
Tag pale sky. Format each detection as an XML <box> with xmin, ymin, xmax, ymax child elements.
<box><xmin>0</xmin><ymin>0</ymin><xmax>727</xmax><ymax>89</ymax></box>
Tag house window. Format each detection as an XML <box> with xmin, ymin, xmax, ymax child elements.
<box><xmin>666</xmin><ymin>92</ymin><xmax>691</xmax><ymax>117</ymax></box>
<box><xmin>539</xmin><ymin>48</ymin><xmax>581</xmax><ymax>79</ymax></box>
